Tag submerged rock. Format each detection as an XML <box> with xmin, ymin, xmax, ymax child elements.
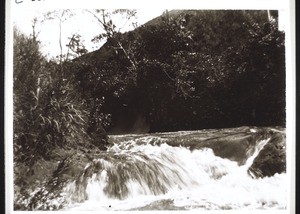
<box><xmin>129</xmin><ymin>199</ymin><xmax>186</xmax><ymax>210</ymax></box>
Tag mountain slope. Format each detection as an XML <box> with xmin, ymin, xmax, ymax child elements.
<box><xmin>71</xmin><ymin>10</ymin><xmax>285</xmax><ymax>133</ymax></box>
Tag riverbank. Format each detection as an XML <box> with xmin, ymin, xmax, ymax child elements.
<box><xmin>14</xmin><ymin>141</ymin><xmax>107</xmax><ymax>210</ymax></box>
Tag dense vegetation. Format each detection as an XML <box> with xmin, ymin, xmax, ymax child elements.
<box><xmin>72</xmin><ymin>10</ymin><xmax>285</xmax><ymax>133</ymax></box>
<box><xmin>13</xmin><ymin>29</ymin><xmax>107</xmax><ymax>165</ymax></box>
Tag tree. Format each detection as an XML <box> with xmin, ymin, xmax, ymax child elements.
<box><xmin>67</xmin><ymin>9</ymin><xmax>140</xmax><ymax>132</ymax></box>
<box><xmin>66</xmin><ymin>33</ymin><xmax>88</xmax><ymax>59</ymax></box>
<box><xmin>71</xmin><ymin>10</ymin><xmax>285</xmax><ymax>132</ymax></box>
<box><xmin>43</xmin><ymin>10</ymin><xmax>74</xmax><ymax>63</ymax></box>
<box><xmin>225</xmin><ymin>18</ymin><xmax>285</xmax><ymax>125</ymax></box>
<box><xmin>87</xmin><ymin>9</ymin><xmax>138</xmax><ymax>74</ymax></box>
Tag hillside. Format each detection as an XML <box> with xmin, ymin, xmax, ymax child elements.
<box><xmin>71</xmin><ymin>10</ymin><xmax>285</xmax><ymax>133</ymax></box>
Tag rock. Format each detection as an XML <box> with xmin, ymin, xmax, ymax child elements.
<box><xmin>14</xmin><ymin>143</ymin><xmax>107</xmax><ymax>210</ymax></box>
<box><xmin>248</xmin><ymin>131</ymin><xmax>286</xmax><ymax>178</ymax></box>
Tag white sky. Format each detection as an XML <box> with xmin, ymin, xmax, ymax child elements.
<box><xmin>13</xmin><ymin>8</ymin><xmax>166</xmax><ymax>59</ymax></box>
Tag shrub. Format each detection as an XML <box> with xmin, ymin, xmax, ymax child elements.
<box><xmin>13</xmin><ymin>28</ymin><xmax>99</xmax><ymax>165</ymax></box>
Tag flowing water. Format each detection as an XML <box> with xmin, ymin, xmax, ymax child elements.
<box><xmin>59</xmin><ymin>127</ymin><xmax>286</xmax><ymax>210</ymax></box>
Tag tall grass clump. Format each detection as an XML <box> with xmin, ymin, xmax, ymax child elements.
<box><xmin>13</xmin><ymin>28</ymin><xmax>104</xmax><ymax>165</ymax></box>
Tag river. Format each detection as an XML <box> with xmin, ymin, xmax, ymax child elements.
<box><xmin>55</xmin><ymin>126</ymin><xmax>287</xmax><ymax>210</ymax></box>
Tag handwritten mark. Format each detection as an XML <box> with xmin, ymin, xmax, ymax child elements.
<box><xmin>16</xmin><ymin>0</ymin><xmax>42</xmax><ymax>3</ymax></box>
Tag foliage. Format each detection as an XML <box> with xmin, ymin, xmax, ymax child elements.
<box><xmin>26</xmin><ymin>10</ymin><xmax>284</xmax><ymax>134</ymax></box>
<box><xmin>66</xmin><ymin>34</ymin><xmax>88</xmax><ymax>59</ymax></box>
<box><xmin>13</xmin><ymin>28</ymin><xmax>105</xmax><ymax>165</ymax></box>
<box><xmin>73</xmin><ymin>10</ymin><xmax>285</xmax><ymax>132</ymax></box>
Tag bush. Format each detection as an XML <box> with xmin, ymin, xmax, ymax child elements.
<box><xmin>13</xmin><ymin>28</ymin><xmax>104</xmax><ymax>165</ymax></box>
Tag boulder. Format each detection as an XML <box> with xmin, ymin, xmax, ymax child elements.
<box><xmin>248</xmin><ymin>131</ymin><xmax>286</xmax><ymax>178</ymax></box>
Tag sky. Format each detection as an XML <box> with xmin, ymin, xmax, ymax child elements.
<box><xmin>13</xmin><ymin>8</ymin><xmax>166</xmax><ymax>59</ymax></box>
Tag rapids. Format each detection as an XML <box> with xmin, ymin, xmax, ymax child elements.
<box><xmin>59</xmin><ymin>127</ymin><xmax>287</xmax><ymax>210</ymax></box>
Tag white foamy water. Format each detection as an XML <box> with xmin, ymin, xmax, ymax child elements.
<box><xmin>62</xmin><ymin>134</ymin><xmax>287</xmax><ymax>211</ymax></box>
